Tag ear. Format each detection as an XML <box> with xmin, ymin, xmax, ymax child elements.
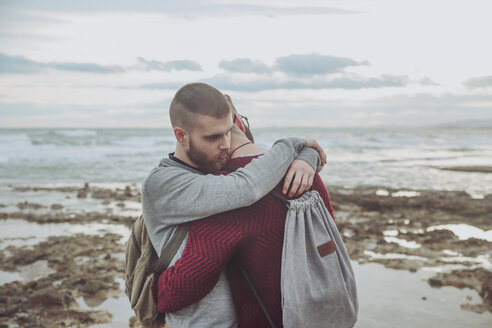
<box><xmin>233</xmin><ymin>113</ymin><xmax>246</xmax><ymax>133</ymax></box>
<box><xmin>174</xmin><ymin>127</ymin><xmax>188</xmax><ymax>145</ymax></box>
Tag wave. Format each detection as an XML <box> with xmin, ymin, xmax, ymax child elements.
<box><xmin>55</xmin><ymin>129</ymin><xmax>98</xmax><ymax>137</ymax></box>
<box><xmin>1</xmin><ymin>127</ymin><xmax>491</xmax><ymax>194</ymax></box>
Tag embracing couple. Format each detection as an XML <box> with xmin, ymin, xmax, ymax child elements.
<box><xmin>142</xmin><ymin>82</ymin><xmax>336</xmax><ymax>327</ymax></box>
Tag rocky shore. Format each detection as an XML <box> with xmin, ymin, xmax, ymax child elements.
<box><xmin>329</xmin><ymin>185</ymin><xmax>492</xmax><ymax>314</ymax></box>
<box><xmin>0</xmin><ymin>183</ymin><xmax>491</xmax><ymax>327</ymax></box>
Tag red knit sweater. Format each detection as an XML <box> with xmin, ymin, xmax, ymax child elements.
<box><xmin>156</xmin><ymin>155</ymin><xmax>334</xmax><ymax>327</ymax></box>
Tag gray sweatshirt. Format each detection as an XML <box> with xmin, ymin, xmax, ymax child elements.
<box><xmin>142</xmin><ymin>137</ymin><xmax>320</xmax><ymax>255</ymax></box>
<box><xmin>141</xmin><ymin>137</ymin><xmax>320</xmax><ymax>328</ymax></box>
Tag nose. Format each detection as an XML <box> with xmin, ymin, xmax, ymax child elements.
<box><xmin>219</xmin><ymin>134</ymin><xmax>230</xmax><ymax>150</ymax></box>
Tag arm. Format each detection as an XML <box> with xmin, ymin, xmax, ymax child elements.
<box><xmin>157</xmin><ymin>212</ymin><xmax>242</xmax><ymax>312</ymax></box>
<box><xmin>143</xmin><ymin>138</ymin><xmax>308</xmax><ymax>227</ymax></box>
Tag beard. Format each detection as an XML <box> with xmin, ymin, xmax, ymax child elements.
<box><xmin>187</xmin><ymin>138</ymin><xmax>230</xmax><ymax>173</ymax></box>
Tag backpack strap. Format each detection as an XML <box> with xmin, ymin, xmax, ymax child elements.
<box><xmin>235</xmin><ymin>260</ymin><xmax>278</xmax><ymax>328</ymax></box>
<box><xmin>269</xmin><ymin>190</ymin><xmax>290</xmax><ymax>208</ymax></box>
<box><xmin>153</xmin><ymin>224</ymin><xmax>189</xmax><ymax>276</ymax></box>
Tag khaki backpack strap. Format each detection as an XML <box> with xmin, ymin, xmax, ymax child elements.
<box><xmin>153</xmin><ymin>224</ymin><xmax>189</xmax><ymax>275</ymax></box>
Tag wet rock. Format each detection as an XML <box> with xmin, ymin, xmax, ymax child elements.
<box><xmin>16</xmin><ymin>201</ymin><xmax>43</xmax><ymax>210</ymax></box>
<box><xmin>428</xmin><ymin>278</ymin><xmax>443</xmax><ymax>287</ymax></box>
<box><xmin>419</xmin><ymin>229</ymin><xmax>458</xmax><ymax>244</ymax></box>
<box><xmin>12</xmin><ymin>185</ymin><xmax>80</xmax><ymax>192</ymax></box>
<box><xmin>427</xmin><ymin>268</ymin><xmax>492</xmax><ymax>312</ymax></box>
<box><xmin>50</xmin><ymin>204</ymin><xmax>63</xmax><ymax>210</ymax></box>
<box><xmin>480</xmin><ymin>277</ymin><xmax>492</xmax><ymax>305</ymax></box>
<box><xmin>29</xmin><ymin>286</ymin><xmax>73</xmax><ymax>307</ymax></box>
<box><xmin>2</xmin><ymin>182</ymin><xmax>490</xmax><ymax>325</ymax></box>
<box><xmin>461</xmin><ymin>303</ymin><xmax>489</xmax><ymax>314</ymax></box>
<box><xmin>80</xmin><ymin>279</ymin><xmax>107</xmax><ymax>295</ymax></box>
<box><xmin>91</xmin><ymin>189</ymin><xmax>113</xmax><ymax>199</ymax></box>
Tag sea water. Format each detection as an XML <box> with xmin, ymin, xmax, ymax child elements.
<box><xmin>0</xmin><ymin>126</ymin><xmax>491</xmax><ymax>195</ymax></box>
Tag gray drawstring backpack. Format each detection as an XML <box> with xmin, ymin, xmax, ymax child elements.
<box><xmin>271</xmin><ymin>190</ymin><xmax>358</xmax><ymax>328</ymax></box>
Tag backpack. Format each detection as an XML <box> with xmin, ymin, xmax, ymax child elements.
<box><xmin>125</xmin><ymin>214</ymin><xmax>188</xmax><ymax>327</ymax></box>
<box><xmin>272</xmin><ymin>190</ymin><xmax>358</xmax><ymax>328</ymax></box>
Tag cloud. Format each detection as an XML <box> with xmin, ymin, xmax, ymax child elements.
<box><xmin>207</xmin><ymin>74</ymin><xmax>408</xmax><ymax>91</ymax></box>
<box><xmin>0</xmin><ymin>53</ymin><xmax>45</xmax><ymax>74</ymax></box>
<box><xmin>137</xmin><ymin>82</ymin><xmax>184</xmax><ymax>90</ymax></box>
<box><xmin>356</xmin><ymin>92</ymin><xmax>492</xmax><ymax>112</ymax></box>
<box><xmin>236</xmin><ymin>92</ymin><xmax>492</xmax><ymax>127</ymax></box>
<box><xmin>50</xmin><ymin>62</ymin><xmax>125</xmax><ymax>73</ymax></box>
<box><xmin>274</xmin><ymin>54</ymin><xmax>368</xmax><ymax>76</ymax></box>
<box><xmin>2</xmin><ymin>1</ymin><xmax>355</xmax><ymax>17</ymax></box>
<box><xmin>0</xmin><ymin>53</ymin><xmax>201</xmax><ymax>75</ymax></box>
<box><xmin>463</xmin><ymin>75</ymin><xmax>492</xmax><ymax>88</ymax></box>
<box><xmin>135</xmin><ymin>57</ymin><xmax>202</xmax><ymax>71</ymax></box>
<box><xmin>0</xmin><ymin>53</ymin><xmax>123</xmax><ymax>74</ymax></box>
<box><xmin>215</xmin><ymin>54</ymin><xmax>437</xmax><ymax>90</ymax></box>
<box><xmin>219</xmin><ymin>54</ymin><xmax>368</xmax><ymax>76</ymax></box>
<box><xmin>2</xmin><ymin>91</ymin><xmax>491</xmax><ymax>128</ymax></box>
<box><xmin>219</xmin><ymin>58</ymin><xmax>270</xmax><ymax>74</ymax></box>
<box><xmin>419</xmin><ymin>77</ymin><xmax>439</xmax><ymax>86</ymax></box>
<box><xmin>139</xmin><ymin>74</ymin><xmax>410</xmax><ymax>92</ymax></box>
<box><xmin>0</xmin><ymin>102</ymin><xmax>63</xmax><ymax>117</ymax></box>
<box><xmin>322</xmin><ymin>74</ymin><xmax>409</xmax><ymax>89</ymax></box>
<box><xmin>0</xmin><ymin>100</ymin><xmax>168</xmax><ymax>128</ymax></box>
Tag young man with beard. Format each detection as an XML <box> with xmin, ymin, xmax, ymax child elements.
<box><xmin>155</xmin><ymin>95</ymin><xmax>335</xmax><ymax>327</ymax></box>
<box><xmin>142</xmin><ymin>83</ymin><xmax>326</xmax><ymax>327</ymax></box>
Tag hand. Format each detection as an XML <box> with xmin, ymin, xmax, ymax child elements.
<box><xmin>282</xmin><ymin>159</ymin><xmax>315</xmax><ymax>198</ymax></box>
<box><xmin>303</xmin><ymin>137</ymin><xmax>327</xmax><ymax>166</ymax></box>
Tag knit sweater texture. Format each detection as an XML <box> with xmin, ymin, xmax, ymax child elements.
<box><xmin>157</xmin><ymin>155</ymin><xmax>334</xmax><ymax>327</ymax></box>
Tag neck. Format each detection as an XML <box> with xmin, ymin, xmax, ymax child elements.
<box><xmin>174</xmin><ymin>146</ymin><xmax>198</xmax><ymax>168</ymax></box>
<box><xmin>230</xmin><ymin>135</ymin><xmax>266</xmax><ymax>158</ymax></box>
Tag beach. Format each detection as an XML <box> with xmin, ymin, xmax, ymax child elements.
<box><xmin>0</xmin><ymin>127</ymin><xmax>491</xmax><ymax>327</ymax></box>
<box><xmin>0</xmin><ymin>182</ymin><xmax>491</xmax><ymax>327</ymax></box>
<box><xmin>3</xmin><ymin>0</ymin><xmax>492</xmax><ymax>325</ymax></box>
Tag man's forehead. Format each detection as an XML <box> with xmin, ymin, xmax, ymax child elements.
<box><xmin>193</xmin><ymin>112</ymin><xmax>233</xmax><ymax>134</ymax></box>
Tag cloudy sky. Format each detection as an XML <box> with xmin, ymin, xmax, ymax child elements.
<box><xmin>1</xmin><ymin>0</ymin><xmax>491</xmax><ymax>128</ymax></box>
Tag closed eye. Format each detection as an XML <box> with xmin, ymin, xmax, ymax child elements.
<box><xmin>203</xmin><ymin>127</ymin><xmax>232</xmax><ymax>141</ymax></box>
<box><xmin>204</xmin><ymin>134</ymin><xmax>222</xmax><ymax>141</ymax></box>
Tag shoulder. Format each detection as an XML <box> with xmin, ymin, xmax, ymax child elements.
<box><xmin>223</xmin><ymin>154</ymin><xmax>262</xmax><ymax>171</ymax></box>
<box><xmin>141</xmin><ymin>164</ymin><xmax>186</xmax><ymax>194</ymax></box>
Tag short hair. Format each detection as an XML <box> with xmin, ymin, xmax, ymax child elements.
<box><xmin>169</xmin><ymin>83</ymin><xmax>231</xmax><ymax>130</ymax></box>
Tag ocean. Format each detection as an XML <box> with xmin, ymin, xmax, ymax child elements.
<box><xmin>1</xmin><ymin>126</ymin><xmax>491</xmax><ymax>196</ymax></box>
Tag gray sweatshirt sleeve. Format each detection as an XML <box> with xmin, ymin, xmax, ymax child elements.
<box><xmin>296</xmin><ymin>147</ymin><xmax>323</xmax><ymax>172</ymax></box>
<box><xmin>142</xmin><ymin>137</ymin><xmax>306</xmax><ymax>228</ymax></box>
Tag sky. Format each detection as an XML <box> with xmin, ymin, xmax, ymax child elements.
<box><xmin>0</xmin><ymin>0</ymin><xmax>491</xmax><ymax>128</ymax></box>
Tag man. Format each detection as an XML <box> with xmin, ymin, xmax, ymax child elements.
<box><xmin>142</xmin><ymin>83</ymin><xmax>326</xmax><ymax>327</ymax></box>
<box><xmin>155</xmin><ymin>96</ymin><xmax>335</xmax><ymax>327</ymax></box>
